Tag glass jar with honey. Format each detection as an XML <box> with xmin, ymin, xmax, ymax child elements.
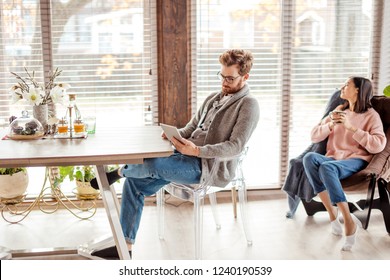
<box><xmin>73</xmin><ymin>119</ymin><xmax>85</xmax><ymax>134</ymax></box>
<box><xmin>57</xmin><ymin>118</ymin><xmax>68</xmax><ymax>135</ymax></box>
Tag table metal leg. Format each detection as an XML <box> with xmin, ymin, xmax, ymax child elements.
<box><xmin>78</xmin><ymin>234</ymin><xmax>115</xmax><ymax>260</ymax></box>
<box><xmin>78</xmin><ymin>165</ymin><xmax>130</xmax><ymax>260</ymax></box>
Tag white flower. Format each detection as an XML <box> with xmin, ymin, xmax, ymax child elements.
<box><xmin>23</xmin><ymin>88</ymin><xmax>44</xmax><ymax>106</ymax></box>
<box><xmin>10</xmin><ymin>86</ymin><xmax>23</xmax><ymax>104</ymax></box>
<box><xmin>50</xmin><ymin>86</ymin><xmax>66</xmax><ymax>104</ymax></box>
<box><xmin>11</xmin><ymin>68</ymin><xmax>69</xmax><ymax>106</ymax></box>
<box><xmin>56</xmin><ymin>83</ymin><xmax>71</xmax><ymax>90</ymax></box>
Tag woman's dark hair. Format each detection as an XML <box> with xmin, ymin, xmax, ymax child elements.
<box><xmin>342</xmin><ymin>76</ymin><xmax>373</xmax><ymax>113</ymax></box>
<box><xmin>219</xmin><ymin>49</ymin><xmax>253</xmax><ymax>76</ymax></box>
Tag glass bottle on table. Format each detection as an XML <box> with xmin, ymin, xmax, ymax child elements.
<box><xmin>68</xmin><ymin>93</ymin><xmax>82</xmax><ymax>119</ymax></box>
<box><xmin>66</xmin><ymin>93</ymin><xmax>83</xmax><ymax>137</ymax></box>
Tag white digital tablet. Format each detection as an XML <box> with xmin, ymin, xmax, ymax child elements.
<box><xmin>160</xmin><ymin>123</ymin><xmax>184</xmax><ymax>143</ymax></box>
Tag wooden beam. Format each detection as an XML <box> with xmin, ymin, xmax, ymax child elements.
<box><xmin>157</xmin><ymin>0</ymin><xmax>191</xmax><ymax>127</ymax></box>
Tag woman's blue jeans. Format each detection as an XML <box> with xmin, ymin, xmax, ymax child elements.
<box><xmin>119</xmin><ymin>151</ymin><xmax>201</xmax><ymax>244</ymax></box>
<box><xmin>302</xmin><ymin>152</ymin><xmax>367</xmax><ymax>204</ymax></box>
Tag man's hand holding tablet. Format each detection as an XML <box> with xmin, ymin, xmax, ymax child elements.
<box><xmin>160</xmin><ymin>123</ymin><xmax>185</xmax><ymax>144</ymax></box>
<box><xmin>160</xmin><ymin>124</ymin><xmax>200</xmax><ymax>157</ymax></box>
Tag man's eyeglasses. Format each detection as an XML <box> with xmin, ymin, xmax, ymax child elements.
<box><xmin>217</xmin><ymin>71</ymin><xmax>241</xmax><ymax>84</ymax></box>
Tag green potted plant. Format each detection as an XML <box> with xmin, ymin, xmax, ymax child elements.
<box><xmin>55</xmin><ymin>165</ymin><xmax>99</xmax><ymax>197</ymax></box>
<box><xmin>0</xmin><ymin>167</ymin><xmax>29</xmax><ymax>199</ymax></box>
<box><xmin>53</xmin><ymin>165</ymin><xmax>120</xmax><ymax>198</ymax></box>
<box><xmin>73</xmin><ymin>165</ymin><xmax>100</xmax><ymax>197</ymax></box>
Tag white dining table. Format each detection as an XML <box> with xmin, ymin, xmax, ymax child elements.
<box><xmin>0</xmin><ymin>126</ymin><xmax>173</xmax><ymax>260</ymax></box>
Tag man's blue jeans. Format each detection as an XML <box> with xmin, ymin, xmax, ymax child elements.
<box><xmin>302</xmin><ymin>152</ymin><xmax>367</xmax><ymax>204</ymax></box>
<box><xmin>119</xmin><ymin>151</ymin><xmax>201</xmax><ymax>244</ymax></box>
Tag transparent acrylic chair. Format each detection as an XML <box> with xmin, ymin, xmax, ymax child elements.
<box><xmin>156</xmin><ymin>147</ymin><xmax>252</xmax><ymax>259</ymax></box>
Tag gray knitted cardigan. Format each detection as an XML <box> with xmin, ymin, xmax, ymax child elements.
<box><xmin>179</xmin><ymin>84</ymin><xmax>260</xmax><ymax>187</ymax></box>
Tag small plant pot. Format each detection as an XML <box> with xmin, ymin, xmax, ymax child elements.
<box><xmin>75</xmin><ymin>180</ymin><xmax>99</xmax><ymax>196</ymax></box>
<box><xmin>0</xmin><ymin>170</ymin><xmax>29</xmax><ymax>199</ymax></box>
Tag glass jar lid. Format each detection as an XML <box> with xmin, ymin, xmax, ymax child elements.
<box><xmin>8</xmin><ymin>111</ymin><xmax>45</xmax><ymax>140</ymax></box>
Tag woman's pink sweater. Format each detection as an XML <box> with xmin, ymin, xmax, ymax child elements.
<box><xmin>311</xmin><ymin>108</ymin><xmax>386</xmax><ymax>162</ymax></box>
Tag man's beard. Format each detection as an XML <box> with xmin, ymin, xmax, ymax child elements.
<box><xmin>222</xmin><ymin>79</ymin><xmax>244</xmax><ymax>95</ymax></box>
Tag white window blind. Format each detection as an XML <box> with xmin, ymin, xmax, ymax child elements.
<box><xmin>0</xmin><ymin>0</ymin><xmax>44</xmax><ymax>126</ymax></box>
<box><xmin>49</xmin><ymin>0</ymin><xmax>157</xmax><ymax>128</ymax></box>
<box><xmin>194</xmin><ymin>0</ymin><xmax>374</xmax><ymax>188</ymax></box>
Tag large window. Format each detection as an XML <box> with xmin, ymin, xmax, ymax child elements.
<box><xmin>194</xmin><ymin>0</ymin><xmax>374</xmax><ymax>189</ymax></box>
<box><xmin>49</xmin><ymin>0</ymin><xmax>157</xmax><ymax>127</ymax></box>
<box><xmin>0</xmin><ymin>0</ymin><xmax>156</xmax><ymax>195</ymax></box>
<box><xmin>0</xmin><ymin>0</ymin><xmax>155</xmax><ymax>128</ymax></box>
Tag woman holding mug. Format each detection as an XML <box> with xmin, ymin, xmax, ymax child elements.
<box><xmin>303</xmin><ymin>77</ymin><xmax>386</xmax><ymax>251</ymax></box>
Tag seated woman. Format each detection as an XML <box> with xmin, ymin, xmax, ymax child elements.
<box><xmin>303</xmin><ymin>77</ymin><xmax>386</xmax><ymax>251</ymax></box>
